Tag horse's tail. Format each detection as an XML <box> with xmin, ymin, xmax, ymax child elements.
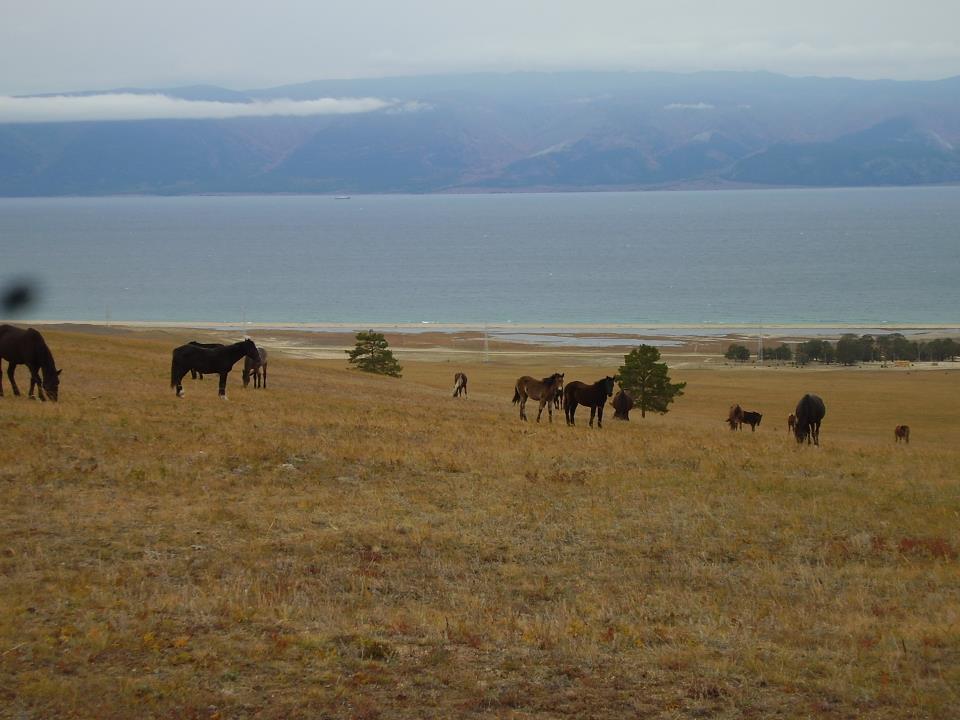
<box><xmin>512</xmin><ymin>386</ymin><xmax>521</xmax><ymax>404</ymax></box>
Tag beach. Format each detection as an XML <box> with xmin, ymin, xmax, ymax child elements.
<box><xmin>16</xmin><ymin>319</ymin><xmax>960</xmax><ymax>367</ymax></box>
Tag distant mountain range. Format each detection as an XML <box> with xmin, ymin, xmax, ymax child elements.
<box><xmin>2</xmin><ymin>71</ymin><xmax>959</xmax><ymax>195</ymax></box>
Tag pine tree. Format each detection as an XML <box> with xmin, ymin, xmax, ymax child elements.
<box><xmin>346</xmin><ymin>330</ymin><xmax>402</xmax><ymax>377</ymax></box>
<box><xmin>616</xmin><ymin>345</ymin><xmax>686</xmax><ymax>418</ymax></box>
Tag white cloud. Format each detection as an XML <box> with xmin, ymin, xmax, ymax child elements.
<box><xmin>664</xmin><ymin>102</ymin><xmax>715</xmax><ymax>111</ymax></box>
<box><xmin>0</xmin><ymin>94</ymin><xmax>395</xmax><ymax>123</ymax></box>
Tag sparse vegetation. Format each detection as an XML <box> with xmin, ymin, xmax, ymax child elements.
<box><xmin>725</xmin><ymin>343</ymin><xmax>751</xmax><ymax>362</ymax></box>
<box><xmin>617</xmin><ymin>344</ymin><xmax>686</xmax><ymax>418</ymax></box>
<box><xmin>346</xmin><ymin>330</ymin><xmax>402</xmax><ymax>377</ymax></box>
<box><xmin>1</xmin><ymin>330</ymin><xmax>958</xmax><ymax>719</ymax></box>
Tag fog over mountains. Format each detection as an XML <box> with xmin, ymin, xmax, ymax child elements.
<box><xmin>1</xmin><ymin>71</ymin><xmax>959</xmax><ymax>195</ymax></box>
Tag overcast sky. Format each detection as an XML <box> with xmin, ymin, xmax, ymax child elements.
<box><xmin>2</xmin><ymin>0</ymin><xmax>959</xmax><ymax>95</ymax></box>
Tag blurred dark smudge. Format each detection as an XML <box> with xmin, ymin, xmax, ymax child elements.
<box><xmin>2</xmin><ymin>280</ymin><xmax>38</xmax><ymax>315</ymax></box>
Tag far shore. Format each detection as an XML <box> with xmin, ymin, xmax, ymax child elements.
<box><xmin>11</xmin><ymin>318</ymin><xmax>960</xmax><ymax>334</ymax></box>
<box><xmin>11</xmin><ymin>319</ymin><xmax>960</xmax><ymax>369</ymax></box>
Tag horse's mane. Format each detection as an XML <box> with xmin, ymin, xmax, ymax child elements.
<box><xmin>540</xmin><ymin>373</ymin><xmax>561</xmax><ymax>385</ymax></box>
<box><xmin>31</xmin><ymin>329</ymin><xmax>56</xmax><ymax>372</ymax></box>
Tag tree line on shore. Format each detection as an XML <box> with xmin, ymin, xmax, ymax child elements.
<box><xmin>726</xmin><ymin>334</ymin><xmax>959</xmax><ymax>366</ymax></box>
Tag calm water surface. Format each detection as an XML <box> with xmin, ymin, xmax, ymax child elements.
<box><xmin>1</xmin><ymin>188</ymin><xmax>958</xmax><ymax>325</ymax></box>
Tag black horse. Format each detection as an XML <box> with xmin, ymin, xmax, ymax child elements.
<box><xmin>794</xmin><ymin>394</ymin><xmax>826</xmax><ymax>445</ymax></box>
<box><xmin>564</xmin><ymin>376</ymin><xmax>616</xmax><ymax>428</ymax></box>
<box><xmin>0</xmin><ymin>324</ymin><xmax>61</xmax><ymax>401</ymax></box>
<box><xmin>242</xmin><ymin>346</ymin><xmax>268</xmax><ymax>389</ymax></box>
<box><xmin>171</xmin><ymin>339</ymin><xmax>260</xmax><ymax>399</ymax></box>
<box><xmin>188</xmin><ymin>341</ymin><xmax>224</xmax><ymax>380</ymax></box>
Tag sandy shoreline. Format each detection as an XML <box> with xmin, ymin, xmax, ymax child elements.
<box><xmin>7</xmin><ymin>318</ymin><xmax>957</xmax><ymax>369</ymax></box>
<box><xmin>12</xmin><ymin>319</ymin><xmax>960</xmax><ymax>334</ymax></box>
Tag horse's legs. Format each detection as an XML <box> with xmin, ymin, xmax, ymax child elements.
<box><xmin>29</xmin><ymin>366</ymin><xmax>46</xmax><ymax>401</ymax></box>
<box><xmin>589</xmin><ymin>405</ymin><xmax>596</xmax><ymax>427</ymax></box>
<box><xmin>219</xmin><ymin>372</ymin><xmax>228</xmax><ymax>399</ymax></box>
<box><xmin>596</xmin><ymin>403</ymin><xmax>604</xmax><ymax>429</ymax></box>
<box><xmin>7</xmin><ymin>362</ymin><xmax>21</xmax><ymax>397</ymax></box>
<box><xmin>174</xmin><ymin>368</ymin><xmax>190</xmax><ymax>397</ymax></box>
<box><xmin>0</xmin><ymin>360</ymin><xmax>4</xmax><ymax>396</ymax></box>
<box><xmin>519</xmin><ymin>394</ymin><xmax>527</xmax><ymax>421</ymax></box>
<box><xmin>566</xmin><ymin>401</ymin><xmax>576</xmax><ymax>426</ymax></box>
<box><xmin>262</xmin><ymin>365</ymin><xmax>267</xmax><ymax>389</ymax></box>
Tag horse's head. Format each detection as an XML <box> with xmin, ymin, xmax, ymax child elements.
<box><xmin>43</xmin><ymin>367</ymin><xmax>61</xmax><ymax>402</ymax></box>
<box><xmin>603</xmin><ymin>376</ymin><xmax>615</xmax><ymax>396</ymax></box>
<box><xmin>793</xmin><ymin>421</ymin><xmax>806</xmax><ymax>444</ymax></box>
<box><xmin>241</xmin><ymin>338</ymin><xmax>260</xmax><ymax>363</ymax></box>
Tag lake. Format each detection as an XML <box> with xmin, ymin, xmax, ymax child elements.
<box><xmin>1</xmin><ymin>187</ymin><xmax>958</xmax><ymax>326</ymax></box>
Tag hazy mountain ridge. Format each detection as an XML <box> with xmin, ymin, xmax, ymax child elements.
<box><xmin>2</xmin><ymin>71</ymin><xmax>959</xmax><ymax>195</ymax></box>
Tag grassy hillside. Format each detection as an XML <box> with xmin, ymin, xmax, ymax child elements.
<box><xmin>1</xmin><ymin>331</ymin><xmax>958</xmax><ymax>718</ymax></box>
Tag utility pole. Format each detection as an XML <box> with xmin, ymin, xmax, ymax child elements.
<box><xmin>758</xmin><ymin>325</ymin><xmax>763</xmax><ymax>363</ymax></box>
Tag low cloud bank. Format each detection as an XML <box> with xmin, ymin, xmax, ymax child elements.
<box><xmin>0</xmin><ymin>94</ymin><xmax>401</xmax><ymax>123</ymax></box>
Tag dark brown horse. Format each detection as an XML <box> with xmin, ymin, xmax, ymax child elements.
<box><xmin>894</xmin><ymin>425</ymin><xmax>910</xmax><ymax>444</ymax></box>
<box><xmin>242</xmin><ymin>346</ymin><xmax>268</xmax><ymax>388</ymax></box>
<box><xmin>512</xmin><ymin>373</ymin><xmax>564</xmax><ymax>423</ymax></box>
<box><xmin>611</xmin><ymin>389</ymin><xmax>633</xmax><ymax>420</ymax></box>
<box><xmin>727</xmin><ymin>404</ymin><xmax>743</xmax><ymax>430</ymax></box>
<box><xmin>564</xmin><ymin>376</ymin><xmax>616</xmax><ymax>428</ymax></box>
<box><xmin>787</xmin><ymin>413</ymin><xmax>797</xmax><ymax>434</ymax></box>
<box><xmin>171</xmin><ymin>339</ymin><xmax>260</xmax><ymax>399</ymax></box>
<box><xmin>0</xmin><ymin>324</ymin><xmax>61</xmax><ymax>401</ymax></box>
<box><xmin>452</xmin><ymin>371</ymin><xmax>468</xmax><ymax>398</ymax></box>
<box><xmin>794</xmin><ymin>393</ymin><xmax>826</xmax><ymax>445</ymax></box>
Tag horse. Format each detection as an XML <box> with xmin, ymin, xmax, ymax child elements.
<box><xmin>0</xmin><ymin>324</ymin><xmax>61</xmax><ymax>401</ymax></box>
<box><xmin>794</xmin><ymin>394</ymin><xmax>826</xmax><ymax>445</ymax></box>
<box><xmin>554</xmin><ymin>375</ymin><xmax>564</xmax><ymax>410</ymax></box>
<box><xmin>611</xmin><ymin>389</ymin><xmax>633</xmax><ymax>420</ymax></box>
<box><xmin>452</xmin><ymin>372</ymin><xmax>468</xmax><ymax>398</ymax></box>
<box><xmin>171</xmin><ymin>338</ymin><xmax>260</xmax><ymax>399</ymax></box>
<box><xmin>787</xmin><ymin>413</ymin><xmax>797</xmax><ymax>434</ymax></box>
<box><xmin>242</xmin><ymin>346</ymin><xmax>268</xmax><ymax>389</ymax></box>
<box><xmin>512</xmin><ymin>373</ymin><xmax>564</xmax><ymax>423</ymax></box>
<box><xmin>187</xmin><ymin>341</ymin><xmax>224</xmax><ymax>380</ymax></box>
<box><xmin>741</xmin><ymin>410</ymin><xmax>762</xmax><ymax>431</ymax></box>
<box><xmin>894</xmin><ymin>425</ymin><xmax>910</xmax><ymax>444</ymax></box>
<box><xmin>564</xmin><ymin>376</ymin><xmax>616</xmax><ymax>428</ymax></box>
<box><xmin>727</xmin><ymin>404</ymin><xmax>743</xmax><ymax>430</ymax></box>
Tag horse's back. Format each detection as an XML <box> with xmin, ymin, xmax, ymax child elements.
<box><xmin>797</xmin><ymin>393</ymin><xmax>826</xmax><ymax>422</ymax></box>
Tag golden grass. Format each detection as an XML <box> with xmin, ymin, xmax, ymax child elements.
<box><xmin>1</xmin><ymin>330</ymin><xmax>958</xmax><ymax>718</ymax></box>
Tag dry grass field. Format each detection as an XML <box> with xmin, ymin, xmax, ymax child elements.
<box><xmin>1</xmin><ymin>330</ymin><xmax>958</xmax><ymax>719</ymax></box>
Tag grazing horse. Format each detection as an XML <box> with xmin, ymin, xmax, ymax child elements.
<box><xmin>0</xmin><ymin>324</ymin><xmax>61</xmax><ymax>401</ymax></box>
<box><xmin>894</xmin><ymin>425</ymin><xmax>910</xmax><ymax>444</ymax></box>
<box><xmin>794</xmin><ymin>393</ymin><xmax>826</xmax><ymax>446</ymax></box>
<box><xmin>727</xmin><ymin>404</ymin><xmax>743</xmax><ymax>430</ymax></box>
<box><xmin>452</xmin><ymin>372</ymin><xmax>468</xmax><ymax>398</ymax></box>
<box><xmin>512</xmin><ymin>373</ymin><xmax>564</xmax><ymax>423</ymax></box>
<box><xmin>787</xmin><ymin>413</ymin><xmax>797</xmax><ymax>434</ymax></box>
<box><xmin>242</xmin><ymin>346</ymin><xmax>268</xmax><ymax>388</ymax></box>
<box><xmin>564</xmin><ymin>376</ymin><xmax>616</xmax><ymax>428</ymax></box>
<box><xmin>188</xmin><ymin>341</ymin><xmax>224</xmax><ymax>380</ymax></box>
<box><xmin>741</xmin><ymin>410</ymin><xmax>762</xmax><ymax>431</ymax></box>
<box><xmin>171</xmin><ymin>339</ymin><xmax>260</xmax><ymax>399</ymax></box>
<box><xmin>611</xmin><ymin>389</ymin><xmax>634</xmax><ymax>420</ymax></box>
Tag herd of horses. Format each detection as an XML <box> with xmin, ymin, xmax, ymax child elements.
<box><xmin>171</xmin><ymin>339</ymin><xmax>268</xmax><ymax>398</ymax></box>
<box><xmin>0</xmin><ymin>325</ymin><xmax>913</xmax><ymax>446</ymax></box>
<box><xmin>728</xmin><ymin>393</ymin><xmax>828</xmax><ymax>445</ymax></box>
